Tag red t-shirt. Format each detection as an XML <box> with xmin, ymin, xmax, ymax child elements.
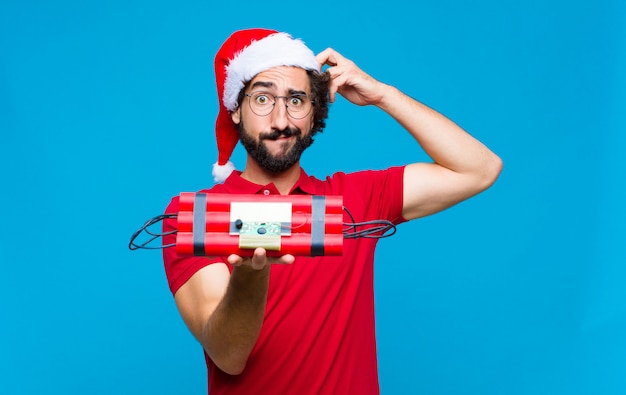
<box><xmin>162</xmin><ymin>167</ymin><xmax>406</xmax><ymax>395</ymax></box>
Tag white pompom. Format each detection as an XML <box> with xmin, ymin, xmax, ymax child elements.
<box><xmin>212</xmin><ymin>161</ymin><xmax>236</xmax><ymax>184</ymax></box>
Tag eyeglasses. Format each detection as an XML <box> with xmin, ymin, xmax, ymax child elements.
<box><xmin>244</xmin><ymin>91</ymin><xmax>314</xmax><ymax>119</ymax></box>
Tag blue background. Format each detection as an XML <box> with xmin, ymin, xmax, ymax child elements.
<box><xmin>1</xmin><ymin>1</ymin><xmax>624</xmax><ymax>393</ymax></box>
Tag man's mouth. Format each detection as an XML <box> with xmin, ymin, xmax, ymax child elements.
<box><xmin>261</xmin><ymin>129</ymin><xmax>299</xmax><ymax>141</ymax></box>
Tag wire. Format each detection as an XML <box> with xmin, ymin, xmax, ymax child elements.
<box><xmin>128</xmin><ymin>214</ymin><xmax>177</xmax><ymax>250</ymax></box>
<box><xmin>341</xmin><ymin>206</ymin><xmax>397</xmax><ymax>239</ymax></box>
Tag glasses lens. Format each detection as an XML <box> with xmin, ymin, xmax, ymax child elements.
<box><xmin>286</xmin><ymin>96</ymin><xmax>310</xmax><ymax>119</ymax></box>
<box><xmin>249</xmin><ymin>92</ymin><xmax>274</xmax><ymax>116</ymax></box>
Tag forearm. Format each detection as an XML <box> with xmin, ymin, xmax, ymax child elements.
<box><xmin>377</xmin><ymin>84</ymin><xmax>501</xmax><ymax>180</ymax></box>
<box><xmin>202</xmin><ymin>265</ymin><xmax>270</xmax><ymax>375</ymax></box>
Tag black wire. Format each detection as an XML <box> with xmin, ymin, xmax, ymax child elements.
<box><xmin>128</xmin><ymin>214</ymin><xmax>178</xmax><ymax>250</ymax></box>
<box><xmin>341</xmin><ymin>206</ymin><xmax>397</xmax><ymax>239</ymax></box>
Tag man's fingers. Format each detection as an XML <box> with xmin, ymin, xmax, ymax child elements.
<box><xmin>315</xmin><ymin>48</ymin><xmax>333</xmax><ymax>67</ymax></box>
<box><xmin>250</xmin><ymin>248</ymin><xmax>268</xmax><ymax>270</ymax></box>
<box><xmin>227</xmin><ymin>250</ymin><xmax>295</xmax><ymax>268</ymax></box>
<box><xmin>316</xmin><ymin>47</ymin><xmax>345</xmax><ymax>68</ymax></box>
<box><xmin>274</xmin><ymin>254</ymin><xmax>295</xmax><ymax>265</ymax></box>
<box><xmin>227</xmin><ymin>254</ymin><xmax>243</xmax><ymax>266</ymax></box>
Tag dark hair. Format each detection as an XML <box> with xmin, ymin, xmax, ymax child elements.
<box><xmin>307</xmin><ymin>70</ymin><xmax>330</xmax><ymax>137</ymax></box>
<box><xmin>236</xmin><ymin>69</ymin><xmax>331</xmax><ymax>138</ymax></box>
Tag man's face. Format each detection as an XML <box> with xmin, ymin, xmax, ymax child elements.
<box><xmin>231</xmin><ymin>66</ymin><xmax>315</xmax><ymax>173</ymax></box>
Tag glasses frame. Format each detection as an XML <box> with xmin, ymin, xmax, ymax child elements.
<box><xmin>244</xmin><ymin>92</ymin><xmax>315</xmax><ymax>119</ymax></box>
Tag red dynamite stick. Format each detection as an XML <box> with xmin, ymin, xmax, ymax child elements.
<box><xmin>178</xmin><ymin>192</ymin><xmax>343</xmax><ymax>214</ymax></box>
<box><xmin>176</xmin><ymin>232</ymin><xmax>343</xmax><ymax>257</ymax></box>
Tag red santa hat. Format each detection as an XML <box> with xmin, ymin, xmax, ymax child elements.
<box><xmin>212</xmin><ymin>28</ymin><xmax>321</xmax><ymax>183</ymax></box>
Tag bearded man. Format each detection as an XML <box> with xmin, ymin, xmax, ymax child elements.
<box><xmin>162</xmin><ymin>28</ymin><xmax>502</xmax><ymax>395</ymax></box>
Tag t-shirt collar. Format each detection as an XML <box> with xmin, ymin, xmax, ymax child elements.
<box><xmin>222</xmin><ymin>169</ymin><xmax>317</xmax><ymax>195</ymax></box>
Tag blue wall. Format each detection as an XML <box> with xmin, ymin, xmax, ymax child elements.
<box><xmin>1</xmin><ymin>1</ymin><xmax>624</xmax><ymax>393</ymax></box>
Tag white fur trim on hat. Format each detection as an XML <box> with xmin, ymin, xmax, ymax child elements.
<box><xmin>223</xmin><ymin>33</ymin><xmax>320</xmax><ymax>111</ymax></box>
<box><xmin>212</xmin><ymin>160</ymin><xmax>236</xmax><ymax>183</ymax></box>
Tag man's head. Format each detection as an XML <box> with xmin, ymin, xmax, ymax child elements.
<box><xmin>231</xmin><ymin>66</ymin><xmax>329</xmax><ymax>174</ymax></box>
<box><xmin>212</xmin><ymin>28</ymin><xmax>329</xmax><ymax>183</ymax></box>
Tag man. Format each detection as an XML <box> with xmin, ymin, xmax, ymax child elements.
<box><xmin>162</xmin><ymin>28</ymin><xmax>502</xmax><ymax>394</ymax></box>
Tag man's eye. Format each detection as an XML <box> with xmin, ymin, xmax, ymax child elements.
<box><xmin>255</xmin><ymin>94</ymin><xmax>271</xmax><ymax>105</ymax></box>
<box><xmin>289</xmin><ymin>97</ymin><xmax>303</xmax><ymax>107</ymax></box>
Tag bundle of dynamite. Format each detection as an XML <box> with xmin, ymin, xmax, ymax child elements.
<box><xmin>175</xmin><ymin>193</ymin><xmax>344</xmax><ymax>257</ymax></box>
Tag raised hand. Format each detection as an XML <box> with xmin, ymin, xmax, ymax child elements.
<box><xmin>316</xmin><ymin>48</ymin><xmax>388</xmax><ymax>106</ymax></box>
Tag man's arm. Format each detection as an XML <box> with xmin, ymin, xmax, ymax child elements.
<box><xmin>380</xmin><ymin>86</ymin><xmax>503</xmax><ymax>220</ymax></box>
<box><xmin>174</xmin><ymin>249</ymin><xmax>294</xmax><ymax>375</ymax></box>
<box><xmin>316</xmin><ymin>48</ymin><xmax>502</xmax><ymax>220</ymax></box>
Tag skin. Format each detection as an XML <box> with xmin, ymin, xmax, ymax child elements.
<box><xmin>174</xmin><ymin>50</ymin><xmax>503</xmax><ymax>375</ymax></box>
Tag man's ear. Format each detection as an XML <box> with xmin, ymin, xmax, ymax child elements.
<box><xmin>231</xmin><ymin>108</ymin><xmax>241</xmax><ymax>125</ymax></box>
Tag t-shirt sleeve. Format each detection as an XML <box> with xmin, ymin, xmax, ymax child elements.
<box><xmin>330</xmin><ymin>166</ymin><xmax>407</xmax><ymax>226</ymax></box>
<box><xmin>161</xmin><ymin>195</ymin><xmax>227</xmax><ymax>296</ymax></box>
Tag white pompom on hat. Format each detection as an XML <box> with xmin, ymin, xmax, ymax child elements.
<box><xmin>212</xmin><ymin>28</ymin><xmax>320</xmax><ymax>183</ymax></box>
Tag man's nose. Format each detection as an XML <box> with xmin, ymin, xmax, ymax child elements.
<box><xmin>270</xmin><ymin>100</ymin><xmax>290</xmax><ymax>130</ymax></box>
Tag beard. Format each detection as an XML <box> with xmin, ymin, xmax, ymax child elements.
<box><xmin>238</xmin><ymin>120</ymin><xmax>313</xmax><ymax>173</ymax></box>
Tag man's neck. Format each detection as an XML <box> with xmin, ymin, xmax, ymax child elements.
<box><xmin>240</xmin><ymin>160</ymin><xmax>302</xmax><ymax>195</ymax></box>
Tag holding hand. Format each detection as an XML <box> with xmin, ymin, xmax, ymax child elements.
<box><xmin>227</xmin><ymin>248</ymin><xmax>295</xmax><ymax>270</ymax></box>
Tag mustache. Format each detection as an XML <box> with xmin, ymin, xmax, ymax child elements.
<box><xmin>259</xmin><ymin>127</ymin><xmax>301</xmax><ymax>141</ymax></box>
